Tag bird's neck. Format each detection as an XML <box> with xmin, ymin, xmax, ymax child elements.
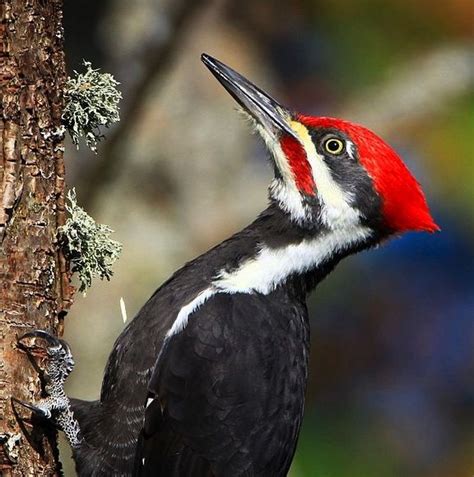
<box><xmin>210</xmin><ymin>204</ymin><xmax>374</xmax><ymax>297</ymax></box>
<box><xmin>162</xmin><ymin>205</ymin><xmax>375</xmax><ymax>340</ymax></box>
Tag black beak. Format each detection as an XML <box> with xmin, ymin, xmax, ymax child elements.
<box><xmin>201</xmin><ymin>53</ymin><xmax>298</xmax><ymax>141</ymax></box>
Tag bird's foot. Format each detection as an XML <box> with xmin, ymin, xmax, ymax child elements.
<box><xmin>13</xmin><ymin>330</ymin><xmax>82</xmax><ymax>447</ymax></box>
<box><xmin>17</xmin><ymin>330</ymin><xmax>75</xmax><ymax>384</ymax></box>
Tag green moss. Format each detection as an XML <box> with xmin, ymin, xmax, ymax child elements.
<box><xmin>58</xmin><ymin>189</ymin><xmax>122</xmax><ymax>293</ymax></box>
<box><xmin>62</xmin><ymin>61</ymin><xmax>122</xmax><ymax>152</ymax></box>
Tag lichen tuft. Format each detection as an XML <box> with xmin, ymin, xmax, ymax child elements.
<box><xmin>62</xmin><ymin>61</ymin><xmax>121</xmax><ymax>152</ymax></box>
<box><xmin>59</xmin><ymin>189</ymin><xmax>122</xmax><ymax>293</ymax></box>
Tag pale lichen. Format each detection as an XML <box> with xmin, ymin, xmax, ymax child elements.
<box><xmin>58</xmin><ymin>189</ymin><xmax>122</xmax><ymax>293</ymax></box>
<box><xmin>62</xmin><ymin>61</ymin><xmax>121</xmax><ymax>152</ymax></box>
<box><xmin>0</xmin><ymin>433</ymin><xmax>21</xmax><ymax>463</ymax></box>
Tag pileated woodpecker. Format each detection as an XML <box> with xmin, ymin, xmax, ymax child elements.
<box><xmin>15</xmin><ymin>54</ymin><xmax>438</xmax><ymax>476</ymax></box>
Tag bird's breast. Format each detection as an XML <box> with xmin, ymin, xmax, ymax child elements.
<box><xmin>151</xmin><ymin>289</ymin><xmax>310</xmax><ymax>476</ymax></box>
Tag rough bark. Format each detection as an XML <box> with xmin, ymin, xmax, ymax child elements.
<box><xmin>0</xmin><ymin>0</ymin><xmax>73</xmax><ymax>475</ymax></box>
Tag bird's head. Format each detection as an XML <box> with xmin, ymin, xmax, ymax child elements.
<box><xmin>202</xmin><ymin>54</ymin><xmax>438</xmax><ymax>239</ymax></box>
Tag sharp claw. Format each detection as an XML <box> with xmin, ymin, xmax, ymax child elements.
<box><xmin>11</xmin><ymin>397</ymin><xmax>51</xmax><ymax>419</ymax></box>
<box><xmin>17</xmin><ymin>330</ymin><xmax>72</xmax><ymax>358</ymax></box>
<box><xmin>16</xmin><ymin>329</ymin><xmax>75</xmax><ymax>379</ymax></box>
<box><xmin>18</xmin><ymin>330</ymin><xmax>59</xmax><ymax>349</ymax></box>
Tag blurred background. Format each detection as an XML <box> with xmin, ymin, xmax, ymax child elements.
<box><xmin>60</xmin><ymin>1</ymin><xmax>473</xmax><ymax>476</ymax></box>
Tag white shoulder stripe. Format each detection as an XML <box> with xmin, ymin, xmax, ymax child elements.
<box><xmin>165</xmin><ymin>288</ymin><xmax>215</xmax><ymax>339</ymax></box>
<box><xmin>145</xmin><ymin>397</ymin><xmax>154</xmax><ymax>408</ymax></box>
<box><xmin>165</xmin><ymin>227</ymin><xmax>370</xmax><ymax>339</ymax></box>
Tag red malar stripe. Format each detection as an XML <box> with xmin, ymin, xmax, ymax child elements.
<box><xmin>280</xmin><ymin>135</ymin><xmax>315</xmax><ymax>196</ymax></box>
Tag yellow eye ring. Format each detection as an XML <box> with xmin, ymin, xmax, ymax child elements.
<box><xmin>324</xmin><ymin>138</ymin><xmax>345</xmax><ymax>155</ymax></box>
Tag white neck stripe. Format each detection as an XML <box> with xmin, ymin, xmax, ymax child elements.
<box><xmin>165</xmin><ymin>226</ymin><xmax>371</xmax><ymax>340</ymax></box>
<box><xmin>214</xmin><ymin>226</ymin><xmax>371</xmax><ymax>294</ymax></box>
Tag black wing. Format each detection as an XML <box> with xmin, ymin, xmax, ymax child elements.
<box><xmin>135</xmin><ymin>290</ymin><xmax>309</xmax><ymax>477</ymax></box>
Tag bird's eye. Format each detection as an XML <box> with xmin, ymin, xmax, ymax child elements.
<box><xmin>323</xmin><ymin>138</ymin><xmax>345</xmax><ymax>155</ymax></box>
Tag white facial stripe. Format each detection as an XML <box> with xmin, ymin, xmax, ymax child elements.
<box><xmin>257</xmin><ymin>125</ymin><xmax>294</xmax><ymax>186</ymax></box>
<box><xmin>346</xmin><ymin>140</ymin><xmax>356</xmax><ymax>160</ymax></box>
<box><xmin>269</xmin><ymin>179</ymin><xmax>308</xmax><ymax>223</ymax></box>
<box><xmin>289</xmin><ymin>121</ymin><xmax>360</xmax><ymax>229</ymax></box>
<box><xmin>257</xmin><ymin>124</ymin><xmax>308</xmax><ymax>222</ymax></box>
<box><xmin>214</xmin><ymin>226</ymin><xmax>371</xmax><ymax>294</ymax></box>
<box><xmin>255</xmin><ymin>117</ymin><xmax>361</xmax><ymax>228</ymax></box>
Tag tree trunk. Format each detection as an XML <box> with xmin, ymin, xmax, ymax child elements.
<box><xmin>0</xmin><ymin>0</ymin><xmax>73</xmax><ymax>475</ymax></box>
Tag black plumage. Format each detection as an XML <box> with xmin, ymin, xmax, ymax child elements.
<box><xmin>69</xmin><ymin>203</ymin><xmax>358</xmax><ymax>476</ymax></box>
<box><xmin>139</xmin><ymin>290</ymin><xmax>309</xmax><ymax>476</ymax></box>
